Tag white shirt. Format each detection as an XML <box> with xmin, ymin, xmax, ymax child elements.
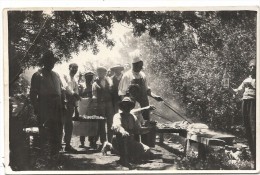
<box><xmin>62</xmin><ymin>73</ymin><xmax>79</xmax><ymax>105</ymax></box>
<box><xmin>118</xmin><ymin>70</ymin><xmax>149</xmax><ymax>96</ymax></box>
<box><xmin>234</xmin><ymin>76</ymin><xmax>256</xmax><ymax>99</ymax></box>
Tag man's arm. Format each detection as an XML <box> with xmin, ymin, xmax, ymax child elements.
<box><xmin>57</xmin><ymin>73</ymin><xmax>67</xmax><ymax>109</ymax></box>
<box><xmin>133</xmin><ymin>115</ymin><xmax>151</xmax><ymax>135</ymax></box>
<box><xmin>148</xmin><ymin>91</ymin><xmax>163</xmax><ymax>101</ymax></box>
<box><xmin>228</xmin><ymin>81</ymin><xmax>245</xmax><ymax>97</ymax></box>
<box><xmin>142</xmin><ymin>72</ymin><xmax>163</xmax><ymax>101</ymax></box>
<box><xmin>92</xmin><ymin>82</ymin><xmax>98</xmax><ymax>99</ymax></box>
<box><xmin>30</xmin><ymin>73</ymin><xmax>40</xmax><ymax>115</ymax></box>
<box><xmin>111</xmin><ymin>114</ymin><xmax>129</xmax><ymax>137</ymax></box>
<box><xmin>131</xmin><ymin>105</ymin><xmax>156</xmax><ymax>114</ymax></box>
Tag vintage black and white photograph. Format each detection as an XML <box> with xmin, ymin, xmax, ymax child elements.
<box><xmin>5</xmin><ymin>8</ymin><xmax>258</xmax><ymax>172</ymax></box>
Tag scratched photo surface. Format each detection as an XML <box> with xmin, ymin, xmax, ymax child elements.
<box><xmin>7</xmin><ymin>10</ymin><xmax>257</xmax><ymax>172</ymax></box>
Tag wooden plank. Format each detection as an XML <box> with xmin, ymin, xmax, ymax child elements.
<box><xmin>156</xmin><ymin>128</ymin><xmax>187</xmax><ymax>134</ymax></box>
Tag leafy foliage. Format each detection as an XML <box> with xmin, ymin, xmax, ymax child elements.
<box><xmin>119</xmin><ymin>11</ymin><xmax>256</xmax><ymax>131</ymax></box>
<box><xmin>176</xmin><ymin>151</ymin><xmax>252</xmax><ymax>170</ymax></box>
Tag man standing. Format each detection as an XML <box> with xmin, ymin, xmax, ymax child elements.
<box><xmin>62</xmin><ymin>63</ymin><xmax>80</xmax><ymax>152</ymax></box>
<box><xmin>30</xmin><ymin>51</ymin><xmax>64</xmax><ymax>168</ymax></box>
<box><xmin>78</xmin><ymin>71</ymin><xmax>96</xmax><ymax>148</ymax></box>
<box><xmin>229</xmin><ymin>59</ymin><xmax>256</xmax><ymax>168</ymax></box>
<box><xmin>92</xmin><ymin>66</ymin><xmax>114</xmax><ymax>148</ymax></box>
<box><xmin>111</xmin><ymin>64</ymin><xmax>124</xmax><ymax>113</ymax></box>
<box><xmin>118</xmin><ymin>55</ymin><xmax>163</xmax><ymax>121</ymax></box>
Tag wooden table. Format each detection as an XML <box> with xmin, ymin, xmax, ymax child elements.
<box><xmin>156</xmin><ymin>128</ymin><xmax>187</xmax><ymax>144</ymax></box>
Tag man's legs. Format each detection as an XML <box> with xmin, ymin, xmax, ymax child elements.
<box><xmin>64</xmin><ymin>105</ymin><xmax>76</xmax><ymax>152</ymax></box>
<box><xmin>106</xmin><ymin>101</ymin><xmax>115</xmax><ymax>142</ymax></box>
<box><xmin>242</xmin><ymin>99</ymin><xmax>256</xmax><ymax>168</ymax></box>
<box><xmin>88</xmin><ymin>136</ymin><xmax>97</xmax><ymax>149</ymax></box>
<box><xmin>79</xmin><ymin>136</ymin><xmax>85</xmax><ymax>147</ymax></box>
<box><xmin>50</xmin><ymin>119</ymin><xmax>63</xmax><ymax>154</ymax></box>
<box><xmin>98</xmin><ymin>119</ymin><xmax>107</xmax><ymax>145</ymax></box>
<box><xmin>94</xmin><ymin>102</ymin><xmax>106</xmax><ymax>148</ymax></box>
<box><xmin>137</xmin><ymin>98</ymin><xmax>151</xmax><ymax>146</ymax></box>
<box><xmin>115</xmin><ymin>135</ymin><xmax>129</xmax><ymax>165</ymax></box>
<box><xmin>113</xmin><ymin>100</ymin><xmax>120</xmax><ymax>114</ymax></box>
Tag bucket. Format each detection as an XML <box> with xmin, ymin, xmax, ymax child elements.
<box><xmin>141</xmin><ymin>121</ymin><xmax>157</xmax><ymax>147</ymax></box>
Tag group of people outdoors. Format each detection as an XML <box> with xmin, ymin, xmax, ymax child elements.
<box><xmin>29</xmin><ymin>50</ymin><xmax>257</xmax><ymax>169</ymax></box>
<box><xmin>29</xmin><ymin>50</ymin><xmax>163</xmax><ymax>168</ymax></box>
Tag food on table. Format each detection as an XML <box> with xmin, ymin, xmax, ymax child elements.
<box><xmin>79</xmin><ymin>115</ymin><xmax>105</xmax><ymax>120</ymax></box>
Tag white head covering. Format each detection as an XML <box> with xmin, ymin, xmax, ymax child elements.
<box><xmin>132</xmin><ymin>56</ymin><xmax>143</xmax><ymax>64</ymax></box>
<box><xmin>130</xmin><ymin>50</ymin><xmax>143</xmax><ymax>64</ymax></box>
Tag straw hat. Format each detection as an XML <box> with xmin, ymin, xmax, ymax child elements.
<box><xmin>110</xmin><ymin>64</ymin><xmax>124</xmax><ymax>71</ymax></box>
<box><xmin>118</xmin><ymin>97</ymin><xmax>135</xmax><ymax>110</ymax></box>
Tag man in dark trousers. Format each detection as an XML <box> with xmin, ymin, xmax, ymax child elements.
<box><xmin>229</xmin><ymin>59</ymin><xmax>256</xmax><ymax>169</ymax></box>
<box><xmin>92</xmin><ymin>66</ymin><xmax>114</xmax><ymax>148</ymax></box>
<box><xmin>78</xmin><ymin>71</ymin><xmax>96</xmax><ymax>148</ymax></box>
<box><xmin>111</xmin><ymin>64</ymin><xmax>124</xmax><ymax>113</ymax></box>
<box><xmin>61</xmin><ymin>63</ymin><xmax>80</xmax><ymax>152</ymax></box>
<box><xmin>30</xmin><ymin>51</ymin><xmax>64</xmax><ymax>168</ymax></box>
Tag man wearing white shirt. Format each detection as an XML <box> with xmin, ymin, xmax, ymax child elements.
<box><xmin>62</xmin><ymin>63</ymin><xmax>80</xmax><ymax>152</ymax></box>
<box><xmin>118</xmin><ymin>56</ymin><xmax>163</xmax><ymax>121</ymax></box>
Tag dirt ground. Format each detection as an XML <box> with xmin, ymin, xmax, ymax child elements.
<box><xmin>59</xmin><ymin>134</ymin><xmax>181</xmax><ymax>171</ymax></box>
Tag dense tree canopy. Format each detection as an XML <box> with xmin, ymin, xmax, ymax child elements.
<box><xmin>8</xmin><ymin>11</ymin><xmax>217</xmax><ymax>84</ymax></box>
<box><xmin>118</xmin><ymin>11</ymin><xmax>256</xmax><ymax>130</ymax></box>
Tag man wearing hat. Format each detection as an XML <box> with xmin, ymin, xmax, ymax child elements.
<box><xmin>92</xmin><ymin>66</ymin><xmax>114</xmax><ymax>148</ymax></box>
<box><xmin>78</xmin><ymin>71</ymin><xmax>96</xmax><ymax>148</ymax></box>
<box><xmin>111</xmin><ymin>64</ymin><xmax>124</xmax><ymax>113</ymax></box>
<box><xmin>229</xmin><ymin>59</ymin><xmax>256</xmax><ymax>168</ymax></box>
<box><xmin>61</xmin><ymin>63</ymin><xmax>80</xmax><ymax>153</ymax></box>
<box><xmin>118</xmin><ymin>55</ymin><xmax>163</xmax><ymax>121</ymax></box>
<box><xmin>30</xmin><ymin>50</ymin><xmax>64</xmax><ymax>168</ymax></box>
<box><xmin>111</xmin><ymin>97</ymin><xmax>151</xmax><ymax>167</ymax></box>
